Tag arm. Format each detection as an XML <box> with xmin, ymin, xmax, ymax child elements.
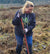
<box><xmin>27</xmin><ymin>13</ymin><xmax>36</xmax><ymax>31</ymax></box>
<box><xmin>12</xmin><ymin>10</ymin><xmax>21</xmax><ymax>25</ymax></box>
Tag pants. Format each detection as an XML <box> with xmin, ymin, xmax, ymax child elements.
<box><xmin>15</xmin><ymin>34</ymin><xmax>32</xmax><ymax>54</ymax></box>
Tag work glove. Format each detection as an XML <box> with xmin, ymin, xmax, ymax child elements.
<box><xmin>23</xmin><ymin>28</ymin><xmax>28</xmax><ymax>34</ymax></box>
<box><xmin>17</xmin><ymin>10</ymin><xmax>22</xmax><ymax>18</ymax></box>
<box><xmin>17</xmin><ymin>12</ymin><xmax>20</xmax><ymax>18</ymax></box>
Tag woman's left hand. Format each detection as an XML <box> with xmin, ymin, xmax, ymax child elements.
<box><xmin>24</xmin><ymin>28</ymin><xmax>28</xmax><ymax>34</ymax></box>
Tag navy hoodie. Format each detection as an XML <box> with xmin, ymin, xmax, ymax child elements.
<box><xmin>12</xmin><ymin>9</ymin><xmax>36</xmax><ymax>36</ymax></box>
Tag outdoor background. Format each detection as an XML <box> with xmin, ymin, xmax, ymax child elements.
<box><xmin>0</xmin><ymin>0</ymin><xmax>50</xmax><ymax>54</ymax></box>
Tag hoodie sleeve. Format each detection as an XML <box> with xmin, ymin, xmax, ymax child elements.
<box><xmin>12</xmin><ymin>10</ymin><xmax>21</xmax><ymax>26</ymax></box>
<box><xmin>27</xmin><ymin>13</ymin><xmax>36</xmax><ymax>31</ymax></box>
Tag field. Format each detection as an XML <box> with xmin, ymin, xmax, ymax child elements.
<box><xmin>0</xmin><ymin>5</ymin><xmax>50</xmax><ymax>54</ymax></box>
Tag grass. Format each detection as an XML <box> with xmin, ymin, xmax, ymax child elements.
<box><xmin>0</xmin><ymin>5</ymin><xmax>50</xmax><ymax>54</ymax></box>
<box><xmin>0</xmin><ymin>5</ymin><xmax>4</xmax><ymax>9</ymax></box>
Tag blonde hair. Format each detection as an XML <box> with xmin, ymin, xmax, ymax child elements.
<box><xmin>22</xmin><ymin>1</ymin><xmax>34</xmax><ymax>14</ymax></box>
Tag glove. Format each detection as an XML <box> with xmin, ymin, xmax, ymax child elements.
<box><xmin>17</xmin><ymin>12</ymin><xmax>20</xmax><ymax>18</ymax></box>
<box><xmin>24</xmin><ymin>28</ymin><xmax>28</xmax><ymax>34</ymax></box>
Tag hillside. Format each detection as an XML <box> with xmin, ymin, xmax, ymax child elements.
<box><xmin>0</xmin><ymin>5</ymin><xmax>50</xmax><ymax>54</ymax></box>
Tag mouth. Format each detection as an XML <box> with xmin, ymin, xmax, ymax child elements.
<box><xmin>25</xmin><ymin>11</ymin><xmax>30</xmax><ymax>13</ymax></box>
<box><xmin>29</xmin><ymin>9</ymin><xmax>32</xmax><ymax>11</ymax></box>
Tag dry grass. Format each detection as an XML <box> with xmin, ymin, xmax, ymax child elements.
<box><xmin>0</xmin><ymin>5</ymin><xmax>50</xmax><ymax>54</ymax></box>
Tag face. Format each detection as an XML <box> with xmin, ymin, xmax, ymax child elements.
<box><xmin>28</xmin><ymin>7</ymin><xmax>33</xmax><ymax>13</ymax></box>
<box><xmin>25</xmin><ymin>5</ymin><xmax>34</xmax><ymax>13</ymax></box>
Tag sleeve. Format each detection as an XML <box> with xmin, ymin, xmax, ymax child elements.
<box><xmin>12</xmin><ymin>10</ymin><xmax>21</xmax><ymax>26</ymax></box>
<box><xmin>27</xmin><ymin>13</ymin><xmax>36</xmax><ymax>31</ymax></box>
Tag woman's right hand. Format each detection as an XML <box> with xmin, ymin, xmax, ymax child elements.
<box><xmin>17</xmin><ymin>12</ymin><xmax>20</xmax><ymax>18</ymax></box>
<box><xmin>17</xmin><ymin>9</ymin><xmax>22</xmax><ymax>18</ymax></box>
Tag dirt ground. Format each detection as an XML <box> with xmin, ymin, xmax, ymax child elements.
<box><xmin>0</xmin><ymin>5</ymin><xmax>50</xmax><ymax>54</ymax></box>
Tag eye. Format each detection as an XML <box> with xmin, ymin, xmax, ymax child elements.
<box><xmin>26</xmin><ymin>4</ymin><xmax>33</xmax><ymax>8</ymax></box>
<box><xmin>30</xmin><ymin>5</ymin><xmax>33</xmax><ymax>7</ymax></box>
<box><xmin>26</xmin><ymin>5</ymin><xmax>29</xmax><ymax>8</ymax></box>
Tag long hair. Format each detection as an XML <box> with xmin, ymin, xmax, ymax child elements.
<box><xmin>22</xmin><ymin>1</ymin><xmax>34</xmax><ymax>14</ymax></box>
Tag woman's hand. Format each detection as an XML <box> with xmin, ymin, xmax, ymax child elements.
<box><xmin>17</xmin><ymin>9</ymin><xmax>22</xmax><ymax>18</ymax></box>
<box><xmin>24</xmin><ymin>28</ymin><xmax>28</xmax><ymax>34</ymax></box>
<box><xmin>17</xmin><ymin>12</ymin><xmax>20</xmax><ymax>18</ymax></box>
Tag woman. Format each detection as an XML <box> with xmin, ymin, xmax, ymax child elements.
<box><xmin>12</xmin><ymin>1</ymin><xmax>36</xmax><ymax>54</ymax></box>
